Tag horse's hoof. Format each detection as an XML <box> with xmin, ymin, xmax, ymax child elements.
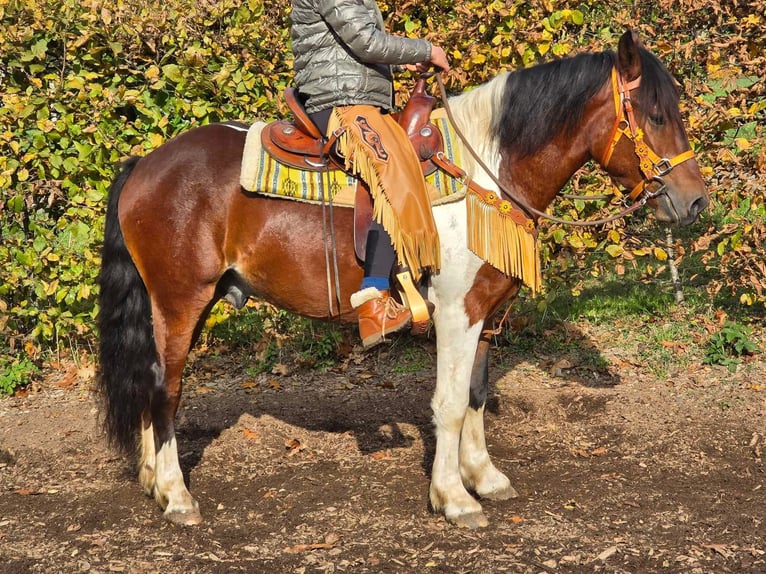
<box><xmin>479</xmin><ymin>483</ymin><xmax>519</xmax><ymax>501</ymax></box>
<box><xmin>449</xmin><ymin>510</ymin><xmax>489</xmax><ymax>529</ymax></box>
<box><xmin>163</xmin><ymin>507</ymin><xmax>203</xmax><ymax>526</ymax></box>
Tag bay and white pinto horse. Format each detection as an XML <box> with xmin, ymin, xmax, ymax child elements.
<box><xmin>98</xmin><ymin>31</ymin><xmax>707</xmax><ymax>528</ymax></box>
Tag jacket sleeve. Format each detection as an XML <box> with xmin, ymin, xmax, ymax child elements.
<box><xmin>318</xmin><ymin>0</ymin><xmax>431</xmax><ymax>65</ymax></box>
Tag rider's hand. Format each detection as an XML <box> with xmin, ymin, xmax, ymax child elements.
<box><xmin>404</xmin><ymin>62</ymin><xmax>431</xmax><ymax>74</ymax></box>
<box><xmin>429</xmin><ymin>45</ymin><xmax>450</xmax><ymax>72</ymax></box>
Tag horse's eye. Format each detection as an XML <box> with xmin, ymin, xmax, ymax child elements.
<box><xmin>649</xmin><ymin>113</ymin><xmax>665</xmax><ymax>126</ymax></box>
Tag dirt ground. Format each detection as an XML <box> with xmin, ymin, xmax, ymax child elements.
<box><xmin>1</xmin><ymin>320</ymin><xmax>764</xmax><ymax>574</ymax></box>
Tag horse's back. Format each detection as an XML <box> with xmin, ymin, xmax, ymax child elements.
<box><xmin>119</xmin><ymin>123</ymin><xmax>246</xmax><ymax>216</ymax></box>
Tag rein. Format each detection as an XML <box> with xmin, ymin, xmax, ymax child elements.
<box><xmin>433</xmin><ymin>70</ymin><xmax>695</xmax><ymax>227</ymax></box>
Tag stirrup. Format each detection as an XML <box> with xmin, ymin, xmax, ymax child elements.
<box><xmin>396</xmin><ymin>270</ymin><xmax>430</xmax><ymax>335</ymax></box>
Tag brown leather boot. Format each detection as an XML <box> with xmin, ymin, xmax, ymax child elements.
<box><xmin>350</xmin><ymin>287</ymin><xmax>412</xmax><ymax>349</ymax></box>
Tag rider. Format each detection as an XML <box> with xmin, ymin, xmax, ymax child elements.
<box><xmin>290</xmin><ymin>0</ymin><xmax>450</xmax><ymax>349</ymax></box>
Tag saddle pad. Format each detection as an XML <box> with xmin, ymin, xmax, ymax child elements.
<box><xmin>239</xmin><ymin>110</ymin><xmax>468</xmax><ymax>207</ymax></box>
<box><xmin>240</xmin><ymin>121</ymin><xmax>357</xmax><ymax>205</ymax></box>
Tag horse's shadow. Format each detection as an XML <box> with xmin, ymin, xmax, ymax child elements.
<box><xmin>177</xmin><ymin>318</ymin><xmax>621</xmax><ymax>484</ymax></box>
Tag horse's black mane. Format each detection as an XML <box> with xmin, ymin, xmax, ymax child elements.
<box><xmin>494</xmin><ymin>46</ymin><xmax>682</xmax><ymax>159</ymax></box>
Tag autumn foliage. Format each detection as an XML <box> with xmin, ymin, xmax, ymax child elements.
<box><xmin>1</xmin><ymin>0</ymin><xmax>763</xmax><ymax>376</ymax></box>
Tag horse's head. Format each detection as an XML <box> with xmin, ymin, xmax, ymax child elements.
<box><xmin>597</xmin><ymin>30</ymin><xmax>709</xmax><ymax>226</ymax></box>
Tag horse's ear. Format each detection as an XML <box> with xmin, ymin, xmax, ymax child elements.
<box><xmin>617</xmin><ymin>29</ymin><xmax>642</xmax><ymax>81</ymax></box>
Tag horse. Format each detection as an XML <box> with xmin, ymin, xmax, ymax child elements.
<box><xmin>97</xmin><ymin>30</ymin><xmax>708</xmax><ymax>529</ymax></box>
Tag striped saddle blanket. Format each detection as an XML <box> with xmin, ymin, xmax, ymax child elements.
<box><xmin>239</xmin><ymin>109</ymin><xmax>467</xmax><ymax>208</ymax></box>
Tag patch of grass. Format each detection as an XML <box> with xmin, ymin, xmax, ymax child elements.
<box><xmin>0</xmin><ymin>356</ymin><xmax>38</xmax><ymax>395</ymax></box>
<box><xmin>207</xmin><ymin>302</ymin><xmax>345</xmax><ymax>372</ymax></box>
<box><xmin>704</xmin><ymin>321</ymin><xmax>759</xmax><ymax>372</ymax></box>
<box><xmin>389</xmin><ymin>343</ymin><xmax>433</xmax><ymax>373</ymax></box>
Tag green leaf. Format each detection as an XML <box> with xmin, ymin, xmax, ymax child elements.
<box><xmin>30</xmin><ymin>38</ymin><xmax>48</xmax><ymax>59</ymax></box>
<box><xmin>162</xmin><ymin>64</ymin><xmax>183</xmax><ymax>83</ymax></box>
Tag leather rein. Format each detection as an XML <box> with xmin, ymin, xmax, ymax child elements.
<box><xmin>433</xmin><ymin>69</ymin><xmax>696</xmax><ymax>227</ymax></box>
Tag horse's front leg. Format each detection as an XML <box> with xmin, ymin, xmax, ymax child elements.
<box><xmin>459</xmin><ymin>333</ymin><xmax>518</xmax><ymax>500</ymax></box>
<box><xmin>429</xmin><ymin>305</ymin><xmax>488</xmax><ymax>528</ymax></box>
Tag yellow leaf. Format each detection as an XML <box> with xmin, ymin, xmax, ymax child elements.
<box><xmin>735</xmin><ymin>138</ymin><xmax>751</xmax><ymax>151</ymax></box>
<box><xmin>740</xmin><ymin>293</ymin><xmax>754</xmax><ymax>305</ymax></box>
<box><xmin>605</xmin><ymin>244</ymin><xmax>624</xmax><ymax>257</ymax></box>
<box><xmin>700</xmin><ymin>166</ymin><xmax>714</xmax><ymax>177</ymax></box>
<box><xmin>653</xmin><ymin>247</ymin><xmax>668</xmax><ymax>261</ymax></box>
<box><xmin>149</xmin><ymin>133</ymin><xmax>164</xmax><ymax>148</ymax></box>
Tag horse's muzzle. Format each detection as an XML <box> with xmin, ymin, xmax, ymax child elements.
<box><xmin>652</xmin><ymin>181</ymin><xmax>709</xmax><ymax>226</ymax></box>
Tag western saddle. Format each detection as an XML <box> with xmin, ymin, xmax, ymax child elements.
<box><xmin>260</xmin><ymin>77</ymin><xmax>444</xmax><ymax>174</ymax></box>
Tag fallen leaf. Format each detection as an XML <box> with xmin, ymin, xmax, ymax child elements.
<box><xmin>66</xmin><ymin>523</ymin><xmax>82</xmax><ymax>532</ymax></box>
<box><xmin>268</xmin><ymin>380</ymin><xmax>282</xmax><ymax>390</ymax></box>
<box><xmin>285</xmin><ymin>438</ymin><xmax>301</xmax><ymax>449</ymax></box>
<box><xmin>325</xmin><ymin>533</ymin><xmax>340</xmax><ymax>545</ymax></box>
<box><xmin>15</xmin><ymin>488</ymin><xmax>38</xmax><ymax>496</ymax></box>
<box><xmin>370</xmin><ymin>451</ymin><xmax>393</xmax><ymax>460</ymax></box>
<box><xmin>271</xmin><ymin>363</ymin><xmax>289</xmax><ymax>376</ymax></box>
<box><xmin>597</xmin><ymin>545</ymin><xmax>618</xmax><ymax>561</ymax></box>
<box><xmin>703</xmin><ymin>543</ymin><xmax>734</xmax><ymax>558</ymax></box>
<box><xmin>54</xmin><ymin>373</ymin><xmax>78</xmax><ymax>389</ymax></box>
<box><xmin>285</xmin><ymin>438</ymin><xmax>306</xmax><ymax>456</ymax></box>
<box><xmin>284</xmin><ymin>542</ymin><xmax>336</xmax><ymax>553</ymax></box>
<box><xmin>509</xmin><ymin>515</ymin><xmax>524</xmax><ymax>523</ymax></box>
<box><xmin>240</xmin><ymin>380</ymin><xmax>258</xmax><ymax>389</ymax></box>
<box><xmin>243</xmin><ymin>428</ymin><xmax>260</xmax><ymax>440</ymax></box>
<box><xmin>77</xmin><ymin>364</ymin><xmax>96</xmax><ymax>382</ymax></box>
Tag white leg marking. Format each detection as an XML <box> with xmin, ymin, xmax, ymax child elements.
<box><xmin>154</xmin><ymin>435</ymin><xmax>201</xmax><ymax>525</ymax></box>
<box><xmin>138</xmin><ymin>417</ymin><xmax>156</xmax><ymax>496</ymax></box>
<box><xmin>460</xmin><ymin>406</ymin><xmax>518</xmax><ymax>500</ymax></box>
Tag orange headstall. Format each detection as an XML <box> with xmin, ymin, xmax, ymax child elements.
<box><xmin>600</xmin><ymin>67</ymin><xmax>696</xmax><ymax>202</ymax></box>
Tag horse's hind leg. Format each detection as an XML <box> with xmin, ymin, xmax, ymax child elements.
<box><xmin>142</xmin><ymin>289</ymin><xmax>216</xmax><ymax>525</ymax></box>
<box><xmin>459</xmin><ymin>334</ymin><xmax>518</xmax><ymax>500</ymax></box>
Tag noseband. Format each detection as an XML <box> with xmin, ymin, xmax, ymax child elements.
<box><xmin>600</xmin><ymin>67</ymin><xmax>696</xmax><ymax>203</ymax></box>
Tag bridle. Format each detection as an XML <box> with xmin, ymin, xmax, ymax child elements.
<box><xmin>600</xmin><ymin>67</ymin><xmax>696</xmax><ymax>205</ymax></box>
<box><xmin>434</xmin><ymin>68</ymin><xmax>697</xmax><ymax>227</ymax></box>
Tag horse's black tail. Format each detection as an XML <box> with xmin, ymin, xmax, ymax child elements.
<box><xmin>97</xmin><ymin>157</ymin><xmax>157</xmax><ymax>455</ymax></box>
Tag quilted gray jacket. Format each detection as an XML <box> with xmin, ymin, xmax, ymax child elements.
<box><xmin>290</xmin><ymin>0</ymin><xmax>433</xmax><ymax>114</ymax></box>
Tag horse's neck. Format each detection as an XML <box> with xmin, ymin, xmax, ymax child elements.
<box><xmin>447</xmin><ymin>73</ymin><xmax>611</xmax><ymax>211</ymax></box>
<box><xmin>501</xmin><ymin>81</ymin><xmax>613</xmax><ymax>211</ymax></box>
